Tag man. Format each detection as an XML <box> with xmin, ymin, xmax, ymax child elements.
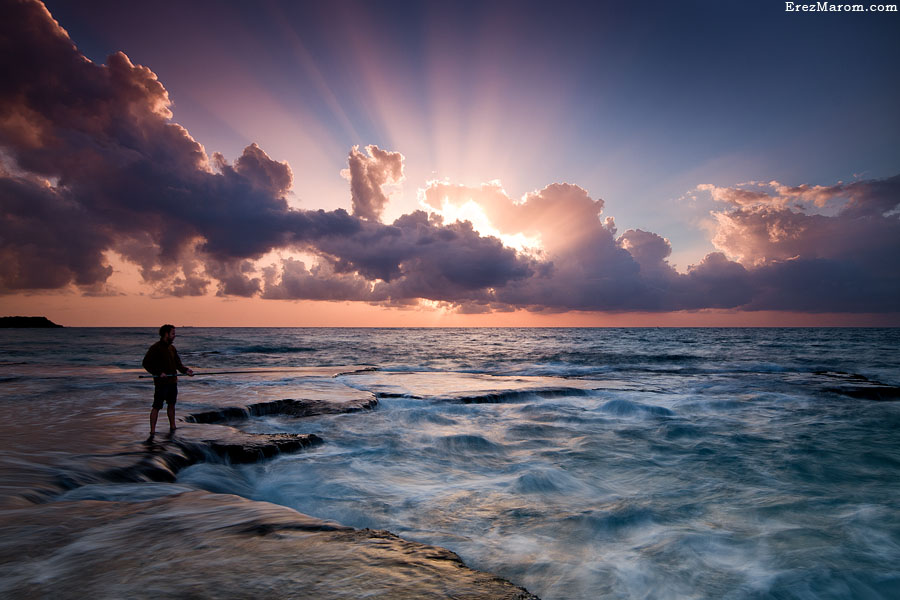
<box><xmin>142</xmin><ymin>324</ymin><xmax>193</xmax><ymax>437</ymax></box>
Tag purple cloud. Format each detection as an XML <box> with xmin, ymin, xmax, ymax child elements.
<box><xmin>341</xmin><ymin>144</ymin><xmax>404</xmax><ymax>222</ymax></box>
<box><xmin>0</xmin><ymin>0</ymin><xmax>531</xmax><ymax>301</ymax></box>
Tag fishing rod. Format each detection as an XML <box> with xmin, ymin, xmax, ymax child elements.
<box><xmin>138</xmin><ymin>369</ymin><xmax>299</xmax><ymax>378</ymax></box>
<box><xmin>138</xmin><ymin>366</ymin><xmax>376</xmax><ymax>379</ymax></box>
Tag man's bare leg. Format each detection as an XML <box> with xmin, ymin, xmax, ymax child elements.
<box><xmin>167</xmin><ymin>404</ymin><xmax>177</xmax><ymax>431</ymax></box>
<box><xmin>149</xmin><ymin>407</ymin><xmax>160</xmax><ymax>436</ymax></box>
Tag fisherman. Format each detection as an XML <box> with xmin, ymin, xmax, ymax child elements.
<box><xmin>142</xmin><ymin>324</ymin><xmax>193</xmax><ymax>437</ymax></box>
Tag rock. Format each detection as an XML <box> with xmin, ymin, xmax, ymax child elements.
<box><xmin>176</xmin><ymin>425</ymin><xmax>324</xmax><ymax>463</ymax></box>
<box><xmin>55</xmin><ymin>426</ymin><xmax>324</xmax><ymax>489</ymax></box>
<box><xmin>0</xmin><ymin>491</ymin><xmax>539</xmax><ymax>599</ymax></box>
<box><xmin>815</xmin><ymin>370</ymin><xmax>900</xmax><ymax>401</ymax></box>
<box><xmin>824</xmin><ymin>384</ymin><xmax>900</xmax><ymax>401</ymax></box>
<box><xmin>0</xmin><ymin>316</ymin><xmax>63</xmax><ymax>328</ymax></box>
<box><xmin>186</xmin><ymin>396</ymin><xmax>378</xmax><ymax>424</ymax></box>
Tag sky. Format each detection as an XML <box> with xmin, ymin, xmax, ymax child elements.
<box><xmin>1</xmin><ymin>0</ymin><xmax>899</xmax><ymax>326</ymax></box>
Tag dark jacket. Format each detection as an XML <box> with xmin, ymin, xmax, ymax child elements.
<box><xmin>142</xmin><ymin>340</ymin><xmax>188</xmax><ymax>384</ymax></box>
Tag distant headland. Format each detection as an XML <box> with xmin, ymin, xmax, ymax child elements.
<box><xmin>0</xmin><ymin>316</ymin><xmax>63</xmax><ymax>328</ymax></box>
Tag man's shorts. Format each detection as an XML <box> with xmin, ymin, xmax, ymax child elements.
<box><xmin>152</xmin><ymin>382</ymin><xmax>178</xmax><ymax>410</ymax></box>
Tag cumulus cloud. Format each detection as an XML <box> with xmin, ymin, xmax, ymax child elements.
<box><xmin>1</xmin><ymin>1</ymin><xmax>898</xmax><ymax>315</ymax></box>
<box><xmin>704</xmin><ymin>178</ymin><xmax>900</xmax><ymax>267</ymax></box>
<box><xmin>262</xmin><ymin>258</ymin><xmax>372</xmax><ymax>301</ymax></box>
<box><xmin>695</xmin><ymin>177</ymin><xmax>900</xmax><ymax>311</ymax></box>
<box><xmin>259</xmin><ymin>211</ymin><xmax>534</xmax><ymax>304</ymax></box>
<box><xmin>341</xmin><ymin>144</ymin><xmax>404</xmax><ymax>221</ymax></box>
<box><xmin>697</xmin><ymin>183</ymin><xmax>785</xmax><ymax>208</ymax></box>
<box><xmin>422</xmin><ymin>181</ymin><xmax>611</xmax><ymax>256</ymax></box>
<box><xmin>228</xmin><ymin>143</ymin><xmax>293</xmax><ymax>197</ymax></box>
<box><xmin>421</xmin><ymin>177</ymin><xmax>899</xmax><ymax>313</ymax></box>
<box><xmin>617</xmin><ymin>229</ymin><xmax>676</xmax><ymax>280</ymax></box>
<box><xmin>0</xmin><ymin>0</ymin><xmax>533</xmax><ymax>304</ymax></box>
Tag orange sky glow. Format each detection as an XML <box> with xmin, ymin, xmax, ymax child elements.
<box><xmin>3</xmin><ymin>292</ymin><xmax>896</xmax><ymax>328</ymax></box>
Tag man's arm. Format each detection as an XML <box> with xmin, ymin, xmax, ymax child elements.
<box><xmin>142</xmin><ymin>344</ymin><xmax>161</xmax><ymax>376</ymax></box>
<box><xmin>173</xmin><ymin>347</ymin><xmax>194</xmax><ymax>376</ymax></box>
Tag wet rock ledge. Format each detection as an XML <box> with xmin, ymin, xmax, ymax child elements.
<box><xmin>59</xmin><ymin>391</ymin><xmax>377</xmax><ymax>490</ymax></box>
<box><xmin>185</xmin><ymin>395</ymin><xmax>379</xmax><ymax>424</ymax></box>
<box><xmin>41</xmin><ymin>375</ymin><xmax>380</xmax><ymax>495</ymax></box>
<box><xmin>0</xmin><ymin>491</ymin><xmax>538</xmax><ymax>599</ymax></box>
<box><xmin>75</xmin><ymin>425</ymin><xmax>326</xmax><ymax>489</ymax></box>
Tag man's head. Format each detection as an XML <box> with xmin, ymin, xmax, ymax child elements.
<box><xmin>159</xmin><ymin>324</ymin><xmax>176</xmax><ymax>343</ymax></box>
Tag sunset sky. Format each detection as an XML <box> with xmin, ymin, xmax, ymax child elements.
<box><xmin>1</xmin><ymin>0</ymin><xmax>898</xmax><ymax>326</ymax></box>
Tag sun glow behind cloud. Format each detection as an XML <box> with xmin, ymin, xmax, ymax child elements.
<box><xmin>419</xmin><ymin>182</ymin><xmax>544</xmax><ymax>257</ymax></box>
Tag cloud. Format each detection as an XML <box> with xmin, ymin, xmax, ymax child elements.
<box><xmin>421</xmin><ymin>177</ymin><xmax>899</xmax><ymax>313</ymax></box>
<box><xmin>0</xmin><ymin>0</ymin><xmax>531</xmax><ymax>303</ymax></box>
<box><xmin>697</xmin><ymin>183</ymin><xmax>785</xmax><ymax>208</ymax></box>
<box><xmin>695</xmin><ymin>176</ymin><xmax>900</xmax><ymax>311</ymax></box>
<box><xmin>341</xmin><ymin>144</ymin><xmax>404</xmax><ymax>222</ymax></box>
<box><xmin>422</xmin><ymin>181</ymin><xmax>611</xmax><ymax>256</ymax></box>
<box><xmin>617</xmin><ymin>229</ymin><xmax>676</xmax><ymax>280</ymax></box>
<box><xmin>704</xmin><ymin>178</ymin><xmax>900</xmax><ymax>268</ymax></box>
<box><xmin>227</xmin><ymin>143</ymin><xmax>293</xmax><ymax>197</ymax></box>
<box><xmin>261</xmin><ymin>211</ymin><xmax>534</xmax><ymax>304</ymax></box>
<box><xmin>2</xmin><ymin>1</ymin><xmax>898</xmax><ymax>315</ymax></box>
<box><xmin>207</xmin><ymin>259</ymin><xmax>262</xmax><ymax>298</ymax></box>
<box><xmin>262</xmin><ymin>258</ymin><xmax>372</xmax><ymax>301</ymax></box>
<box><xmin>421</xmin><ymin>181</ymin><xmax>647</xmax><ymax>309</ymax></box>
<box><xmin>680</xmin><ymin>252</ymin><xmax>753</xmax><ymax>309</ymax></box>
<box><xmin>0</xmin><ymin>174</ymin><xmax>112</xmax><ymax>289</ymax></box>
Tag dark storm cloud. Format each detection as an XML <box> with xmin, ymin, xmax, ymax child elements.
<box><xmin>0</xmin><ymin>174</ymin><xmax>112</xmax><ymax>289</ymax></box>
<box><xmin>262</xmin><ymin>212</ymin><xmax>534</xmax><ymax>303</ymax></box>
<box><xmin>261</xmin><ymin>258</ymin><xmax>372</xmax><ymax>301</ymax></box>
<box><xmin>2</xmin><ymin>0</ymin><xmax>898</xmax><ymax>314</ymax></box>
<box><xmin>0</xmin><ymin>0</ymin><xmax>532</xmax><ymax>300</ymax></box>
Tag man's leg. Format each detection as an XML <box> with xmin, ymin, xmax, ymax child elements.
<box><xmin>167</xmin><ymin>403</ymin><xmax>176</xmax><ymax>431</ymax></box>
<box><xmin>150</xmin><ymin>386</ymin><xmax>165</xmax><ymax>436</ymax></box>
<box><xmin>149</xmin><ymin>407</ymin><xmax>160</xmax><ymax>436</ymax></box>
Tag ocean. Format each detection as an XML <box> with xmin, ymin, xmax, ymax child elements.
<box><xmin>1</xmin><ymin>327</ymin><xmax>899</xmax><ymax>599</ymax></box>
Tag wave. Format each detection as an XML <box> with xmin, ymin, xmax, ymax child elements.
<box><xmin>599</xmin><ymin>398</ymin><xmax>675</xmax><ymax>417</ymax></box>
<box><xmin>500</xmin><ymin>364</ymin><xmax>615</xmax><ymax>378</ymax></box>
<box><xmin>497</xmin><ymin>361</ymin><xmax>806</xmax><ymax>380</ymax></box>
<box><xmin>435</xmin><ymin>434</ymin><xmax>506</xmax><ymax>454</ymax></box>
<box><xmin>225</xmin><ymin>345</ymin><xmax>318</xmax><ymax>354</ymax></box>
<box><xmin>378</xmin><ymin>365</ymin><xmax>443</xmax><ymax>373</ymax></box>
<box><xmin>514</xmin><ymin>467</ymin><xmax>589</xmax><ymax>495</ymax></box>
<box><xmin>561</xmin><ymin>504</ymin><xmax>658</xmax><ymax>533</ymax></box>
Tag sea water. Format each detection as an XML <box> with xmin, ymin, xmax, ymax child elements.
<box><xmin>2</xmin><ymin>327</ymin><xmax>899</xmax><ymax>599</ymax></box>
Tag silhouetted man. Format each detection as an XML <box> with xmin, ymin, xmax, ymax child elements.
<box><xmin>142</xmin><ymin>324</ymin><xmax>193</xmax><ymax>436</ymax></box>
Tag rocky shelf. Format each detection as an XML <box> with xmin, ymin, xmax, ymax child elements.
<box><xmin>0</xmin><ymin>382</ymin><xmax>541</xmax><ymax>599</ymax></box>
<box><xmin>57</xmin><ymin>426</ymin><xmax>326</xmax><ymax>489</ymax></box>
<box><xmin>185</xmin><ymin>395</ymin><xmax>379</xmax><ymax>424</ymax></box>
<box><xmin>53</xmin><ymin>390</ymin><xmax>380</xmax><ymax>491</ymax></box>
<box><xmin>0</xmin><ymin>491</ymin><xmax>538</xmax><ymax>599</ymax></box>
<box><xmin>816</xmin><ymin>371</ymin><xmax>900</xmax><ymax>401</ymax></box>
